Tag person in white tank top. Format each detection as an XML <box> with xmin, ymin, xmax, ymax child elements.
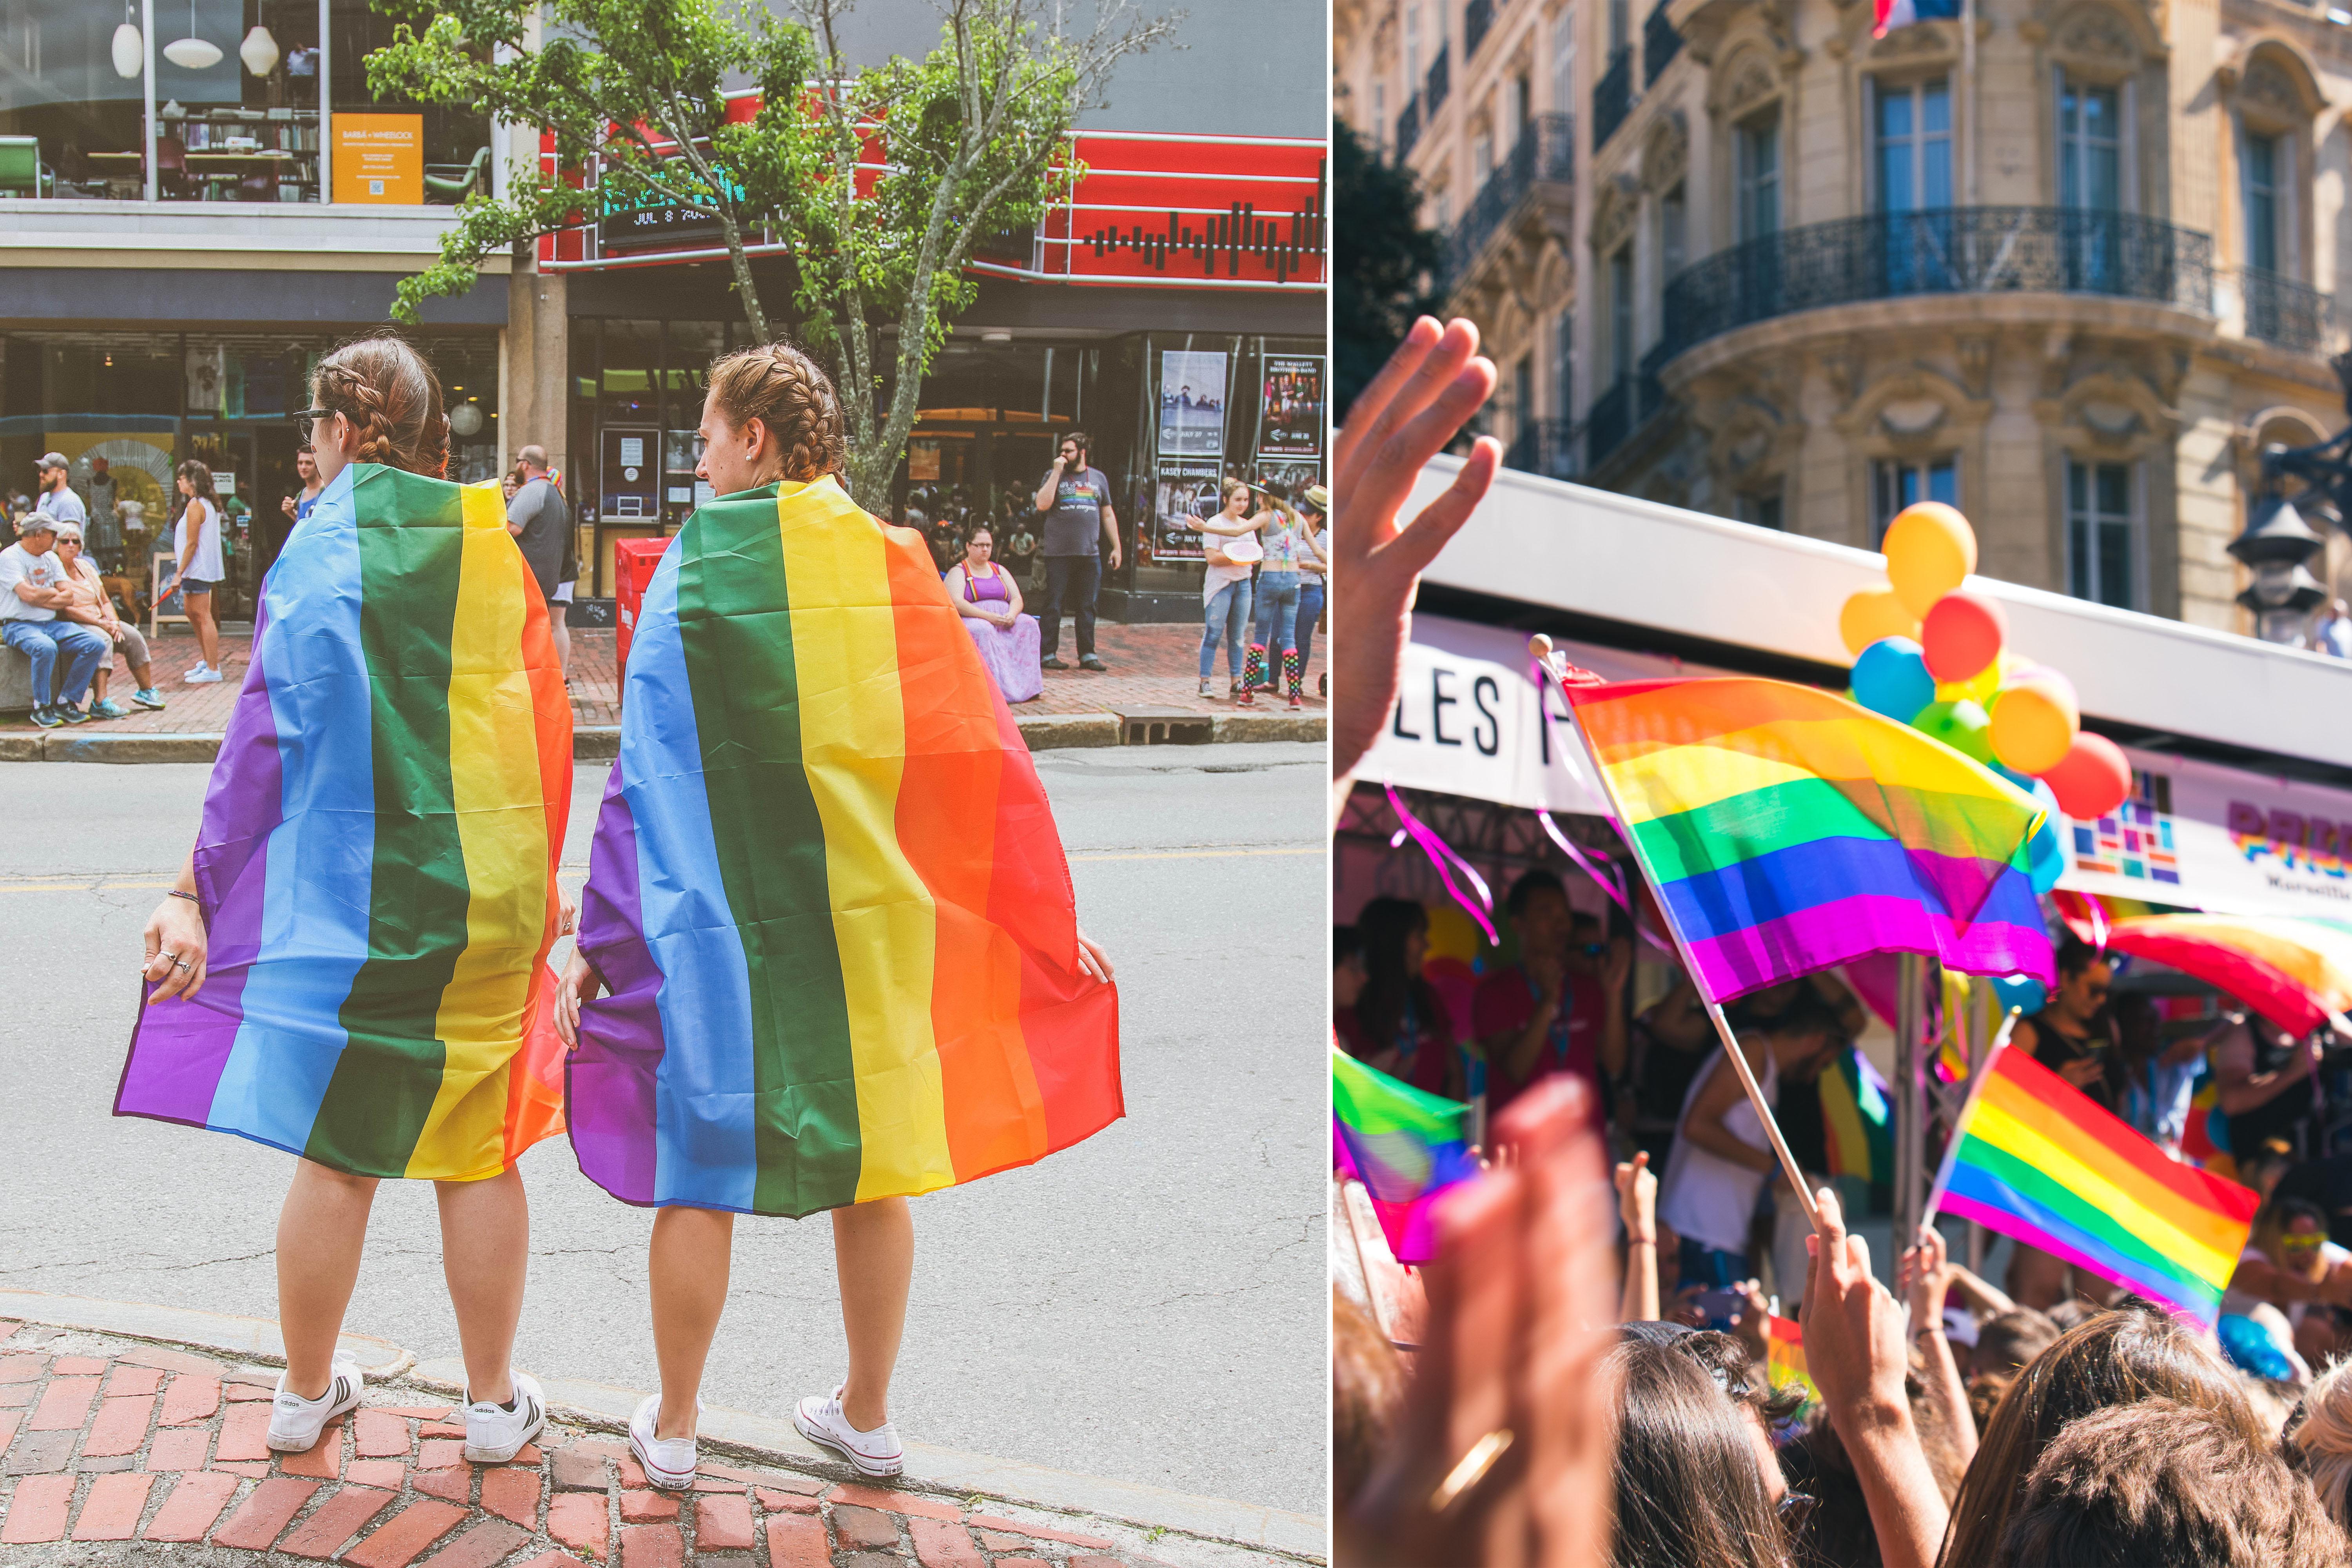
<box><xmin>1659</xmin><ymin>1010</ymin><xmax>1842</xmax><ymax>1289</ymax></box>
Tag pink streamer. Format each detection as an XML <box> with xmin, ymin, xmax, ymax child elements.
<box><xmin>1537</xmin><ymin>809</ymin><xmax>1673</xmax><ymax>955</ymax></box>
<box><xmin>1384</xmin><ymin>781</ymin><xmax>1499</xmax><ymax>946</ymax></box>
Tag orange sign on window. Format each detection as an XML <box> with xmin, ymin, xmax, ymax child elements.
<box><xmin>332</xmin><ymin>114</ymin><xmax>423</xmax><ymax>204</ymax></box>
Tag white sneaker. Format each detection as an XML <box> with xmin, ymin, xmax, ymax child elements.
<box><xmin>793</xmin><ymin>1384</ymin><xmax>903</xmax><ymax>1477</ymax></box>
<box><xmin>182</xmin><ymin>661</ymin><xmax>207</xmax><ymax>677</ymax></box>
<box><xmin>461</xmin><ymin>1368</ymin><xmax>547</xmax><ymax>1463</ymax></box>
<box><xmin>183</xmin><ymin>664</ymin><xmax>223</xmax><ymax>684</ymax></box>
<box><xmin>267</xmin><ymin>1354</ymin><xmax>363</xmax><ymax>1453</ymax></box>
<box><xmin>628</xmin><ymin>1392</ymin><xmax>699</xmax><ymax>1491</ymax></box>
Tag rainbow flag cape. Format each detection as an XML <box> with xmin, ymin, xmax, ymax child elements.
<box><xmin>1333</xmin><ymin>1046</ymin><xmax>1477</xmax><ymax>1264</ymax></box>
<box><xmin>1929</xmin><ymin>1042</ymin><xmax>2259</xmax><ymax>1329</ymax></box>
<box><xmin>1763</xmin><ymin>1315</ymin><xmax>1820</xmax><ymax>1416</ymax></box>
<box><xmin>2104</xmin><ymin>913</ymin><xmax>2352</xmax><ymax>1038</ymax></box>
<box><xmin>568</xmin><ymin>475</ymin><xmax>1121</xmax><ymax>1217</ymax></box>
<box><xmin>116</xmin><ymin>464</ymin><xmax>573</xmax><ymax>1180</ymax></box>
<box><xmin>1561</xmin><ymin>677</ymin><xmax>2056</xmax><ymax>1002</ymax></box>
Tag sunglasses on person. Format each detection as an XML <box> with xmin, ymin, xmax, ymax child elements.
<box><xmin>293</xmin><ymin>408</ymin><xmax>338</xmax><ymax>444</ymax></box>
<box><xmin>2282</xmin><ymin>1235</ymin><xmax>2326</xmax><ymax>1257</ymax></box>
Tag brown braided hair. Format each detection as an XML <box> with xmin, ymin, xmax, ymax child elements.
<box><xmin>704</xmin><ymin>342</ymin><xmax>846</xmax><ymax>484</ymax></box>
<box><xmin>311</xmin><ymin>336</ymin><xmax>450</xmax><ymax>478</ymax></box>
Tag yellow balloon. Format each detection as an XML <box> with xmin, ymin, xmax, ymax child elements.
<box><xmin>1840</xmin><ymin>590</ymin><xmax>1921</xmax><ymax>656</ymax></box>
<box><xmin>1989</xmin><ymin>679</ymin><xmax>2080</xmax><ymax>775</ymax></box>
<box><xmin>1933</xmin><ymin>663</ymin><xmax>2001</xmax><ymax>706</ymax></box>
<box><xmin>1423</xmin><ymin>902</ymin><xmax>1484</xmax><ymax>965</ymax></box>
<box><xmin>1883</xmin><ymin>502</ymin><xmax>1978</xmax><ymax>619</ymax></box>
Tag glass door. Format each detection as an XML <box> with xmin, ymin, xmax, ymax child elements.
<box><xmin>2059</xmin><ymin>74</ymin><xmax>2122</xmax><ymax>290</ymax></box>
<box><xmin>1876</xmin><ymin>79</ymin><xmax>1953</xmax><ymax>294</ymax></box>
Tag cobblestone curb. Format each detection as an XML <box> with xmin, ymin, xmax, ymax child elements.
<box><xmin>0</xmin><ymin>1323</ymin><xmax>1318</xmax><ymax>1568</ymax></box>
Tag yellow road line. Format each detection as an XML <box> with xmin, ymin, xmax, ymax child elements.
<box><xmin>0</xmin><ymin>879</ymin><xmax>177</xmax><ymax>893</ymax></box>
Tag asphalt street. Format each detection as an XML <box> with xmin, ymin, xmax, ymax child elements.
<box><xmin>0</xmin><ymin>743</ymin><xmax>1327</xmax><ymax>1515</ymax></box>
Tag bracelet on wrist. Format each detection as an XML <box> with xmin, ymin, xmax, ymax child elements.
<box><xmin>1630</xmin><ymin>1234</ymin><xmax>1658</xmax><ymax>1247</ymax></box>
<box><xmin>168</xmin><ymin>889</ymin><xmax>200</xmax><ymax>905</ymax></box>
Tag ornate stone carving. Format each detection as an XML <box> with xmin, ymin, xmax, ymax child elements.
<box><xmin>2055</xmin><ymin>9</ymin><xmax>2135</xmax><ymax>64</ymax></box>
<box><xmin>1819</xmin><ymin>340</ymin><xmax>1862</xmax><ymax>403</ymax></box>
<box><xmin>1873</xmin><ymin>22</ymin><xmax>1951</xmax><ymax>56</ymax></box>
<box><xmin>2240</xmin><ymin>60</ymin><xmax>2300</xmax><ymax>118</ymax></box>
<box><xmin>1956</xmin><ymin>334</ymin><xmax>1993</xmax><ymax>399</ymax></box>
<box><xmin>1644</xmin><ymin>113</ymin><xmax>1690</xmax><ymax>192</ymax></box>
<box><xmin>1592</xmin><ymin>180</ymin><xmax>1638</xmax><ymax>256</ymax></box>
<box><xmin>1725</xmin><ymin>55</ymin><xmax>1779</xmax><ymax>114</ymax></box>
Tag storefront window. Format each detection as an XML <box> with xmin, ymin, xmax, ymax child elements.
<box><xmin>327</xmin><ymin>0</ymin><xmax>485</xmax><ymax>205</ymax></box>
<box><xmin>0</xmin><ymin>0</ymin><xmax>158</xmax><ymax>197</ymax></box>
<box><xmin>154</xmin><ymin>0</ymin><xmax>323</xmax><ymax>202</ymax></box>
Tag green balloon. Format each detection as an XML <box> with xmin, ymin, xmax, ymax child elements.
<box><xmin>1913</xmin><ymin>699</ymin><xmax>1994</xmax><ymax>764</ymax></box>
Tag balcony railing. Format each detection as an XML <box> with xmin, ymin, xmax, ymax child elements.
<box><xmin>1438</xmin><ymin>113</ymin><xmax>1576</xmax><ymax>294</ymax></box>
<box><xmin>2242</xmin><ymin>267</ymin><xmax>2336</xmax><ymax>356</ymax></box>
<box><xmin>1643</xmin><ymin>2</ymin><xmax>1682</xmax><ymax>85</ymax></box>
<box><xmin>1660</xmin><ymin>206</ymin><xmax>2216</xmax><ymax>360</ymax></box>
<box><xmin>1593</xmin><ymin>47</ymin><xmax>1636</xmax><ymax>151</ymax></box>
<box><xmin>1426</xmin><ymin>48</ymin><xmax>1452</xmax><ymax>115</ymax></box>
<box><xmin>1582</xmin><ymin>347</ymin><xmax>1672</xmax><ymax>471</ymax></box>
<box><xmin>1504</xmin><ymin>418</ymin><xmax>1579</xmax><ymax>481</ymax></box>
<box><xmin>1465</xmin><ymin>0</ymin><xmax>1496</xmax><ymax>60</ymax></box>
<box><xmin>1396</xmin><ymin>96</ymin><xmax>1422</xmax><ymax>161</ymax></box>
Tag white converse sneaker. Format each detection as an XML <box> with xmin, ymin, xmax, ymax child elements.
<box><xmin>628</xmin><ymin>1392</ymin><xmax>699</xmax><ymax>1491</ymax></box>
<box><xmin>463</xmin><ymin>1369</ymin><xmax>547</xmax><ymax>1463</ymax></box>
<box><xmin>184</xmin><ymin>664</ymin><xmax>223</xmax><ymax>684</ymax></box>
<box><xmin>793</xmin><ymin>1384</ymin><xmax>903</xmax><ymax>1477</ymax></box>
<box><xmin>267</xmin><ymin>1353</ymin><xmax>363</xmax><ymax>1453</ymax></box>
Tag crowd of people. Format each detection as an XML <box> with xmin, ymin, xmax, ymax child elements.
<box><xmin>1330</xmin><ymin>315</ymin><xmax>2352</xmax><ymax>1566</ymax></box>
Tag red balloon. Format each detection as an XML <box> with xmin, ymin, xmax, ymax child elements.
<box><xmin>1920</xmin><ymin>591</ymin><xmax>2008</xmax><ymax>682</ymax></box>
<box><xmin>2042</xmin><ymin>732</ymin><xmax>2132</xmax><ymax>819</ymax></box>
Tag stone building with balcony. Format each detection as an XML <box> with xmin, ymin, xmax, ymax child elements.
<box><xmin>1335</xmin><ymin>0</ymin><xmax>1580</xmax><ymax>468</ymax></box>
<box><xmin>1347</xmin><ymin>0</ymin><xmax>2352</xmax><ymax>639</ymax></box>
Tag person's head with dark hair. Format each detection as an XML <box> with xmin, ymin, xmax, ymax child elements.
<box><xmin>1606</xmin><ymin>1337</ymin><xmax>1788</xmax><ymax>1568</ymax></box>
<box><xmin>2049</xmin><ymin>934</ymin><xmax>2113</xmax><ymax>1027</ymax></box>
<box><xmin>1994</xmin><ymin>1397</ymin><xmax>2348</xmax><ymax>1568</ymax></box>
<box><xmin>1354</xmin><ymin>897</ymin><xmax>1435</xmax><ymax>1056</ymax></box>
<box><xmin>1504</xmin><ymin>868</ymin><xmax>1575</xmax><ymax>978</ymax></box>
<box><xmin>1332</xmin><ymin>1289</ymin><xmax>1403</xmax><ymax>1513</ymax></box>
<box><xmin>1942</xmin><ymin>1304</ymin><xmax>2267</xmax><ymax>1567</ymax></box>
<box><xmin>1972</xmin><ymin>1308</ymin><xmax>2061</xmax><ymax>1381</ymax></box>
<box><xmin>1506</xmin><ymin>867</ymin><xmax>1566</xmax><ymax>920</ymax></box>
<box><xmin>2239</xmin><ymin>1138</ymin><xmax>2298</xmax><ymax>1202</ymax></box>
<box><xmin>1333</xmin><ymin>925</ymin><xmax>1369</xmax><ymax>1011</ymax></box>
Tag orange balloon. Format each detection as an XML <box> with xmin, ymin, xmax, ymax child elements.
<box><xmin>1921</xmin><ymin>591</ymin><xmax>2008</xmax><ymax>681</ymax></box>
<box><xmin>1989</xmin><ymin>676</ymin><xmax>2079</xmax><ymax>775</ymax></box>
<box><xmin>1883</xmin><ymin>502</ymin><xmax>1978</xmax><ymax>618</ymax></box>
<box><xmin>2043</xmin><ymin>732</ymin><xmax>2132</xmax><ymax>820</ymax></box>
<box><xmin>1839</xmin><ymin>590</ymin><xmax>1921</xmax><ymax>656</ymax></box>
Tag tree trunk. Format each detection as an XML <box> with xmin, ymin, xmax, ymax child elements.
<box><xmin>716</xmin><ymin>215</ymin><xmax>770</xmax><ymax>345</ymax></box>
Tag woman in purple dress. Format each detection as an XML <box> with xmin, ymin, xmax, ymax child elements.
<box><xmin>944</xmin><ymin>524</ymin><xmax>1042</xmax><ymax>703</ymax></box>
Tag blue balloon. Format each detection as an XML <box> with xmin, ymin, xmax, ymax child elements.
<box><xmin>1991</xmin><ymin>973</ymin><xmax>2047</xmax><ymax>1016</ymax></box>
<box><xmin>1992</xmin><ymin>762</ymin><xmax>2035</xmax><ymax>792</ymax></box>
<box><xmin>1852</xmin><ymin>637</ymin><xmax>1935</xmax><ymax>723</ymax></box>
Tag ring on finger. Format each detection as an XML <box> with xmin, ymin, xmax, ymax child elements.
<box><xmin>1428</xmin><ymin>1427</ymin><xmax>1513</xmax><ymax>1513</ymax></box>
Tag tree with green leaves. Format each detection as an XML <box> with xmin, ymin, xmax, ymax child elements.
<box><xmin>369</xmin><ymin>0</ymin><xmax>1177</xmax><ymax>508</ymax></box>
<box><xmin>1332</xmin><ymin>116</ymin><xmax>1438</xmax><ymax>426</ymax></box>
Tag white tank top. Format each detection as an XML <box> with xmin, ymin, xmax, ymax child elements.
<box><xmin>1657</xmin><ymin>1039</ymin><xmax>1780</xmax><ymax>1256</ymax></box>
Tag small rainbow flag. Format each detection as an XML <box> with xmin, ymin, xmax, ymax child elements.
<box><xmin>1562</xmin><ymin>677</ymin><xmax>2056</xmax><ymax>1002</ymax></box>
<box><xmin>1818</xmin><ymin>1044</ymin><xmax>1892</xmax><ymax>1186</ymax></box>
<box><xmin>1333</xmin><ymin>1046</ymin><xmax>1477</xmax><ymax>1265</ymax></box>
<box><xmin>1929</xmin><ymin>1043</ymin><xmax>2259</xmax><ymax>1329</ymax></box>
<box><xmin>1764</xmin><ymin>1315</ymin><xmax>1819</xmax><ymax>1414</ymax></box>
<box><xmin>568</xmin><ymin>475</ymin><xmax>1122</xmax><ymax>1216</ymax></box>
<box><xmin>116</xmin><ymin>464</ymin><xmax>573</xmax><ymax>1180</ymax></box>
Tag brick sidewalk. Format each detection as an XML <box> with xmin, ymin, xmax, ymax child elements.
<box><xmin>0</xmin><ymin>1322</ymin><xmax>1217</xmax><ymax>1567</ymax></box>
<box><xmin>0</xmin><ymin>622</ymin><xmax>1325</xmax><ymax>735</ymax></box>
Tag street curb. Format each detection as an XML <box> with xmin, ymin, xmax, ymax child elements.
<box><xmin>4</xmin><ymin>714</ymin><xmax>1325</xmax><ymax>760</ymax></box>
<box><xmin>0</xmin><ymin>1289</ymin><xmax>412</xmax><ymax>1382</ymax></box>
<box><xmin>0</xmin><ymin>1291</ymin><xmax>1327</xmax><ymax>1563</ymax></box>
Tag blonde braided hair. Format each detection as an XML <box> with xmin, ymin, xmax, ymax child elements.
<box><xmin>312</xmin><ymin>336</ymin><xmax>450</xmax><ymax>478</ymax></box>
<box><xmin>705</xmin><ymin>342</ymin><xmax>846</xmax><ymax>485</ymax></box>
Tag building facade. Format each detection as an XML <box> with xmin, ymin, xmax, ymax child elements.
<box><xmin>0</xmin><ymin>0</ymin><xmax>1326</xmax><ymax>621</ymax></box>
<box><xmin>1339</xmin><ymin>0</ymin><xmax>2352</xmax><ymax>640</ymax></box>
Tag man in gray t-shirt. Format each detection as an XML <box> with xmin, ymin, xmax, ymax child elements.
<box><xmin>1030</xmin><ymin>431</ymin><xmax>1120</xmax><ymax>670</ymax></box>
<box><xmin>506</xmin><ymin>446</ymin><xmax>569</xmax><ymax>601</ymax></box>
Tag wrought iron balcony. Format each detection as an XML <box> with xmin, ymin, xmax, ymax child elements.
<box><xmin>1582</xmin><ymin>347</ymin><xmax>1672</xmax><ymax>471</ymax></box>
<box><xmin>1438</xmin><ymin>114</ymin><xmax>1576</xmax><ymax>295</ymax></box>
<box><xmin>1503</xmin><ymin>417</ymin><xmax>1579</xmax><ymax>481</ymax></box>
<box><xmin>1465</xmin><ymin>0</ymin><xmax>1496</xmax><ymax>60</ymax></box>
<box><xmin>2242</xmin><ymin>267</ymin><xmax>2336</xmax><ymax>356</ymax></box>
<box><xmin>1643</xmin><ymin>2</ymin><xmax>1682</xmax><ymax>85</ymax></box>
<box><xmin>1593</xmin><ymin>47</ymin><xmax>1635</xmax><ymax>152</ymax></box>
<box><xmin>1426</xmin><ymin>48</ymin><xmax>1451</xmax><ymax>115</ymax></box>
<box><xmin>1660</xmin><ymin>206</ymin><xmax>2216</xmax><ymax>361</ymax></box>
<box><xmin>1396</xmin><ymin>96</ymin><xmax>1422</xmax><ymax>161</ymax></box>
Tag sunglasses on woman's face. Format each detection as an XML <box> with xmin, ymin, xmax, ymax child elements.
<box><xmin>294</xmin><ymin>408</ymin><xmax>337</xmax><ymax>444</ymax></box>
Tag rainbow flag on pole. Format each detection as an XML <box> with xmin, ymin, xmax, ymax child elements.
<box><xmin>1929</xmin><ymin>1044</ymin><xmax>2259</xmax><ymax>1329</ymax></box>
<box><xmin>1562</xmin><ymin>677</ymin><xmax>2056</xmax><ymax>1002</ymax></box>
<box><xmin>116</xmin><ymin>464</ymin><xmax>573</xmax><ymax>1180</ymax></box>
<box><xmin>1764</xmin><ymin>1315</ymin><xmax>1820</xmax><ymax>1415</ymax></box>
<box><xmin>567</xmin><ymin>475</ymin><xmax>1122</xmax><ymax>1217</ymax></box>
<box><xmin>1333</xmin><ymin>1046</ymin><xmax>1477</xmax><ymax>1264</ymax></box>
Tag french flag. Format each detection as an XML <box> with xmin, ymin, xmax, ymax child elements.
<box><xmin>1875</xmin><ymin>0</ymin><xmax>1959</xmax><ymax>35</ymax></box>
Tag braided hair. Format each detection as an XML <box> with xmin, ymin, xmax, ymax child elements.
<box><xmin>704</xmin><ymin>342</ymin><xmax>847</xmax><ymax>485</ymax></box>
<box><xmin>311</xmin><ymin>336</ymin><xmax>450</xmax><ymax>478</ymax></box>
